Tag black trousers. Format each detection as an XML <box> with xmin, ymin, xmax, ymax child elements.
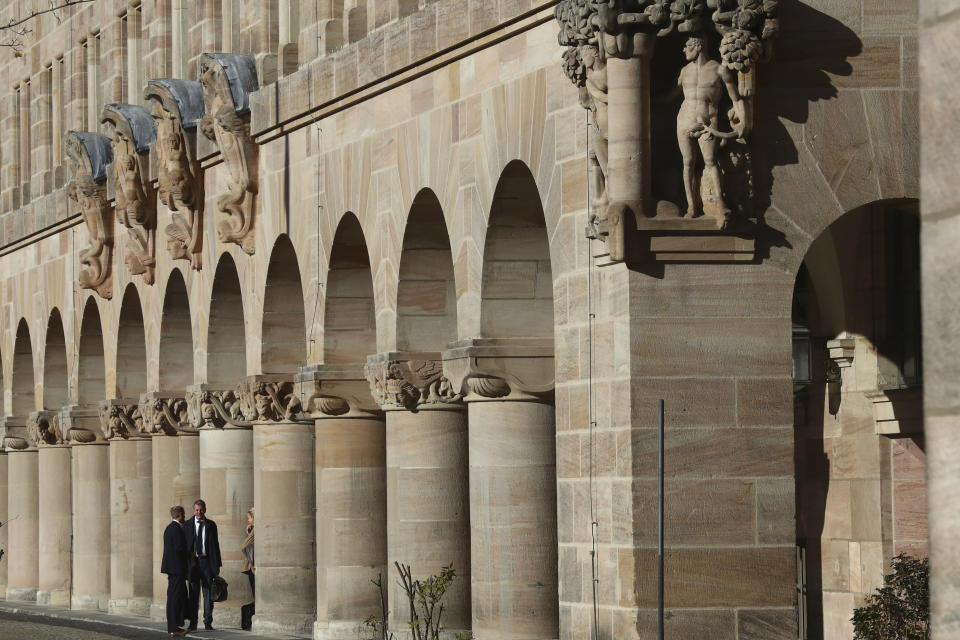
<box><xmin>165</xmin><ymin>574</ymin><xmax>187</xmax><ymax>632</ymax></box>
<box><xmin>187</xmin><ymin>558</ymin><xmax>216</xmax><ymax>626</ymax></box>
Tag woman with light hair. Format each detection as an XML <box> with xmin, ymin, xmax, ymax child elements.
<box><xmin>240</xmin><ymin>507</ymin><xmax>255</xmax><ymax>631</ymax></box>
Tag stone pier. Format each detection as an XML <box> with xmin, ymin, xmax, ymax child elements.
<box><xmin>37</xmin><ymin>438</ymin><xmax>72</xmax><ymax>606</ymax></box>
<box><xmin>5</xmin><ymin>416</ymin><xmax>39</xmax><ymax>602</ymax></box>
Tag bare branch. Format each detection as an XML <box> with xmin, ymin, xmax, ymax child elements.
<box><xmin>2</xmin><ymin>0</ymin><xmax>94</xmax><ymax>32</ymax></box>
<box><xmin>1</xmin><ymin>0</ymin><xmax>95</xmax><ymax>57</ymax></box>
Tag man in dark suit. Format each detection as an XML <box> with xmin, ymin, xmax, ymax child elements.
<box><xmin>182</xmin><ymin>499</ymin><xmax>222</xmax><ymax>631</ymax></box>
<box><xmin>160</xmin><ymin>505</ymin><xmax>188</xmax><ymax>637</ymax></box>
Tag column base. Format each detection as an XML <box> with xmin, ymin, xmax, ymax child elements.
<box><xmin>150</xmin><ymin>602</ymin><xmax>166</xmax><ymax>621</ymax></box>
<box><xmin>72</xmin><ymin>594</ymin><xmax>109</xmax><ymax>612</ymax></box>
<box><xmin>0</xmin><ymin>586</ymin><xmax>6</xmax><ymax>599</ymax></box>
<box><xmin>254</xmin><ymin>612</ymin><xmax>315</xmax><ymax>636</ymax></box>
<box><xmin>109</xmin><ymin>597</ymin><xmax>152</xmax><ymax>617</ymax></box>
<box><xmin>36</xmin><ymin>589</ymin><xmax>70</xmax><ymax>607</ymax></box>
<box><xmin>314</xmin><ymin>620</ymin><xmax>369</xmax><ymax>640</ymax></box>
<box><xmin>6</xmin><ymin>587</ymin><xmax>38</xmax><ymax>602</ymax></box>
<box><xmin>211</xmin><ymin>604</ymin><xmax>242</xmax><ymax>629</ymax></box>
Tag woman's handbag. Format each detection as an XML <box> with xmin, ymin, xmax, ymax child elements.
<box><xmin>211</xmin><ymin>575</ymin><xmax>229</xmax><ymax>603</ymax></box>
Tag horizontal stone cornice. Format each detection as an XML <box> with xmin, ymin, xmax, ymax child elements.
<box><xmin>295</xmin><ymin>364</ymin><xmax>384</xmax><ymax>418</ymax></box>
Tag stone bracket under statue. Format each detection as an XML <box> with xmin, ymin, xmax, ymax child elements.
<box><xmin>65</xmin><ymin>131</ymin><xmax>114</xmax><ymax>299</ymax></box>
<box><xmin>102</xmin><ymin>103</ymin><xmax>159</xmax><ymax>284</ymax></box>
<box><xmin>443</xmin><ymin>338</ymin><xmax>555</xmax><ymax>402</ymax></box>
<box><xmin>295</xmin><ymin>363</ymin><xmax>384</xmax><ymax>419</ymax></box>
<box><xmin>555</xmin><ymin>0</ymin><xmax>780</xmax><ymax>265</ymax></box>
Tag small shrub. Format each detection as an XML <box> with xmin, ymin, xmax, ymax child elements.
<box><xmin>852</xmin><ymin>554</ymin><xmax>929</xmax><ymax>640</ymax></box>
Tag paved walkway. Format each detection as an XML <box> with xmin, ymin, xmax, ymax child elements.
<box><xmin>0</xmin><ymin>601</ymin><xmax>311</xmax><ymax>639</ymax></box>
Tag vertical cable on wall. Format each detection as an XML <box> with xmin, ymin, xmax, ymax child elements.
<box><xmin>585</xmin><ymin>108</ymin><xmax>600</xmax><ymax>640</ymax></box>
<box><xmin>307</xmin><ymin>119</ymin><xmax>323</xmax><ymax>355</ymax></box>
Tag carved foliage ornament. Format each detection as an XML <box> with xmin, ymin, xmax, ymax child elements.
<box><xmin>27</xmin><ymin>413</ymin><xmax>65</xmax><ymax>446</ymax></box>
<box><xmin>237</xmin><ymin>379</ymin><xmax>310</xmax><ymax>423</ymax></box>
<box><xmin>186</xmin><ymin>388</ymin><xmax>248</xmax><ymax>429</ymax></box>
<box><xmin>98</xmin><ymin>402</ymin><xmax>146</xmax><ymax>440</ymax></box>
<box><xmin>365</xmin><ymin>359</ymin><xmax>462</xmax><ymax>411</ymax></box>
<box><xmin>556</xmin><ymin>0</ymin><xmax>779</xmax><ymax>233</ymax></box>
<box><xmin>102</xmin><ymin>104</ymin><xmax>159</xmax><ymax>283</ymax></box>
<box><xmin>145</xmin><ymin>79</ymin><xmax>206</xmax><ymax>270</ymax></box>
<box><xmin>144</xmin><ymin>397</ymin><xmax>194</xmax><ymax>436</ymax></box>
<box><xmin>66</xmin><ymin>131</ymin><xmax>114</xmax><ymax>299</ymax></box>
<box><xmin>199</xmin><ymin>53</ymin><xmax>259</xmax><ymax>255</ymax></box>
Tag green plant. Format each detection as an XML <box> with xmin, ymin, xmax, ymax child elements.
<box><xmin>852</xmin><ymin>554</ymin><xmax>929</xmax><ymax>640</ymax></box>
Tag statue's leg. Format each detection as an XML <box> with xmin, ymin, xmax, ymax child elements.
<box><xmin>679</xmin><ymin>131</ymin><xmax>699</xmax><ymax>217</ymax></box>
<box><xmin>698</xmin><ymin>137</ymin><xmax>729</xmax><ymax>227</ymax></box>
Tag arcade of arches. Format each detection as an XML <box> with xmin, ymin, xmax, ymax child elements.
<box><xmin>0</xmin><ymin>1</ymin><xmax>947</xmax><ymax>640</ymax></box>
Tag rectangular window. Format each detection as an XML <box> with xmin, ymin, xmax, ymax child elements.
<box><xmin>43</xmin><ymin>64</ymin><xmax>53</xmax><ymax>172</ymax></box>
<box><xmin>53</xmin><ymin>57</ymin><xmax>64</xmax><ymax>166</ymax></box>
<box><xmin>128</xmin><ymin>3</ymin><xmax>143</xmax><ymax>101</ymax></box>
<box><xmin>20</xmin><ymin>80</ymin><xmax>31</xmax><ymax>187</ymax></box>
<box><xmin>87</xmin><ymin>32</ymin><xmax>101</xmax><ymax>130</ymax></box>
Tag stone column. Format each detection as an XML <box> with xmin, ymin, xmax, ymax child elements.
<box><xmin>63</xmin><ymin>406</ymin><xmax>111</xmax><ymax>611</ymax></box>
<box><xmin>296</xmin><ymin>365</ymin><xmax>386</xmax><ymax>640</ymax></box>
<box><xmin>241</xmin><ymin>375</ymin><xmax>316</xmax><ymax>635</ymax></box>
<box><xmin>100</xmin><ymin>398</ymin><xmax>153</xmax><ymax>617</ymax></box>
<box><xmin>365</xmin><ymin>352</ymin><xmax>471</xmax><ymax>635</ymax></box>
<box><xmin>187</xmin><ymin>385</ymin><xmax>254</xmax><ymax>628</ymax></box>
<box><xmin>2</xmin><ymin>417</ymin><xmax>39</xmax><ymax>602</ymax></box>
<box><xmin>0</xmin><ymin>450</ymin><xmax>7</xmax><ymax>599</ymax></box>
<box><xmin>32</xmin><ymin>410</ymin><xmax>73</xmax><ymax>606</ymax></box>
<box><xmin>142</xmin><ymin>393</ymin><xmax>200</xmax><ymax>621</ymax></box>
<box><xmin>444</xmin><ymin>339</ymin><xmax>559</xmax><ymax>638</ymax></box>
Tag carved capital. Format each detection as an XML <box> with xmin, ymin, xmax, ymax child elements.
<box><xmin>365</xmin><ymin>352</ymin><xmax>463</xmax><ymax>412</ymax></box>
<box><xmin>0</xmin><ymin>416</ymin><xmax>31</xmax><ymax>451</ymax></box>
<box><xmin>145</xmin><ymin>79</ymin><xmax>206</xmax><ymax>270</ymax></box>
<box><xmin>102</xmin><ymin>103</ymin><xmax>158</xmax><ymax>284</ymax></box>
<box><xmin>185</xmin><ymin>385</ymin><xmax>250</xmax><ymax>430</ymax></box>
<box><xmin>140</xmin><ymin>392</ymin><xmax>196</xmax><ymax>436</ymax></box>
<box><xmin>295</xmin><ymin>364</ymin><xmax>384</xmax><ymax>418</ymax></box>
<box><xmin>59</xmin><ymin>405</ymin><xmax>107</xmax><ymax>444</ymax></box>
<box><xmin>237</xmin><ymin>375</ymin><xmax>310</xmax><ymax>423</ymax></box>
<box><xmin>98</xmin><ymin>399</ymin><xmax>148</xmax><ymax>440</ymax></box>
<box><xmin>199</xmin><ymin>53</ymin><xmax>260</xmax><ymax>254</ymax></box>
<box><xmin>443</xmin><ymin>338</ymin><xmax>555</xmax><ymax>402</ymax></box>
<box><xmin>66</xmin><ymin>131</ymin><xmax>114</xmax><ymax>299</ymax></box>
<box><xmin>27</xmin><ymin>410</ymin><xmax>65</xmax><ymax>447</ymax></box>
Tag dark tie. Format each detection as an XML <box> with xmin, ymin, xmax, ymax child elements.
<box><xmin>195</xmin><ymin>520</ymin><xmax>203</xmax><ymax>557</ymax></box>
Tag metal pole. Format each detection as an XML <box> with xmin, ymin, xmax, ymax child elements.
<box><xmin>658</xmin><ymin>398</ymin><xmax>665</xmax><ymax>640</ymax></box>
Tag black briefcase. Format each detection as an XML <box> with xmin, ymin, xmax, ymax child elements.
<box><xmin>211</xmin><ymin>575</ymin><xmax>229</xmax><ymax>603</ymax></box>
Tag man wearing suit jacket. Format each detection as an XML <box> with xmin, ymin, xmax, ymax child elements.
<box><xmin>183</xmin><ymin>499</ymin><xmax>222</xmax><ymax>631</ymax></box>
<box><xmin>161</xmin><ymin>505</ymin><xmax>189</xmax><ymax>636</ymax></box>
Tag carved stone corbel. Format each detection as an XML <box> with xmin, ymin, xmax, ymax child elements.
<box><xmin>101</xmin><ymin>104</ymin><xmax>159</xmax><ymax>284</ymax></box>
<box><xmin>443</xmin><ymin>338</ymin><xmax>555</xmax><ymax>402</ymax></box>
<box><xmin>27</xmin><ymin>410</ymin><xmax>65</xmax><ymax>447</ymax></box>
<box><xmin>140</xmin><ymin>392</ymin><xmax>197</xmax><ymax>436</ymax></box>
<box><xmin>237</xmin><ymin>375</ymin><xmax>311</xmax><ymax>423</ymax></box>
<box><xmin>294</xmin><ymin>364</ymin><xmax>384</xmax><ymax>419</ymax></box>
<box><xmin>555</xmin><ymin>0</ymin><xmax>780</xmax><ymax>264</ymax></box>
<box><xmin>97</xmin><ymin>399</ymin><xmax>148</xmax><ymax>440</ymax></box>
<box><xmin>365</xmin><ymin>353</ymin><xmax>463</xmax><ymax>412</ymax></box>
<box><xmin>185</xmin><ymin>385</ymin><xmax>250</xmax><ymax>429</ymax></box>
<box><xmin>198</xmin><ymin>53</ymin><xmax>259</xmax><ymax>255</ymax></box>
<box><xmin>145</xmin><ymin>79</ymin><xmax>206</xmax><ymax>270</ymax></box>
<box><xmin>0</xmin><ymin>416</ymin><xmax>31</xmax><ymax>451</ymax></box>
<box><xmin>65</xmin><ymin>131</ymin><xmax>114</xmax><ymax>299</ymax></box>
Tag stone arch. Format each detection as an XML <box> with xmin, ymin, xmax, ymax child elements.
<box><xmin>792</xmin><ymin>199</ymin><xmax>923</xmax><ymax>639</ymax></box>
<box><xmin>323</xmin><ymin>212</ymin><xmax>375</xmax><ymax>364</ymax></box>
<box><xmin>78</xmin><ymin>297</ymin><xmax>106</xmax><ymax>406</ymax></box>
<box><xmin>116</xmin><ymin>284</ymin><xmax>148</xmax><ymax>399</ymax></box>
<box><xmin>480</xmin><ymin>160</ymin><xmax>554</xmax><ymax>340</ymax></box>
<box><xmin>12</xmin><ymin>319</ymin><xmax>35</xmax><ymax>416</ymax></box>
<box><xmin>396</xmin><ymin>189</ymin><xmax>457</xmax><ymax>352</ymax></box>
<box><xmin>261</xmin><ymin>235</ymin><xmax>306</xmax><ymax>374</ymax></box>
<box><xmin>42</xmin><ymin>308</ymin><xmax>69</xmax><ymax>410</ymax></box>
<box><xmin>208</xmin><ymin>253</ymin><xmax>247</xmax><ymax>387</ymax></box>
<box><xmin>159</xmin><ymin>269</ymin><xmax>194</xmax><ymax>391</ymax></box>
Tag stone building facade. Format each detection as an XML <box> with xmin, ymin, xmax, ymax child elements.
<box><xmin>0</xmin><ymin>1</ymin><xmax>942</xmax><ymax>639</ymax></box>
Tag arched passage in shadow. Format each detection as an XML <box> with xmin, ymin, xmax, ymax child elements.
<box><xmin>116</xmin><ymin>285</ymin><xmax>148</xmax><ymax>400</ymax></box>
<box><xmin>793</xmin><ymin>200</ymin><xmax>924</xmax><ymax>640</ymax></box>
<box><xmin>12</xmin><ymin>319</ymin><xmax>35</xmax><ymax>416</ymax></box>
<box><xmin>78</xmin><ymin>298</ymin><xmax>106</xmax><ymax>406</ymax></box>
<box><xmin>159</xmin><ymin>270</ymin><xmax>194</xmax><ymax>391</ymax></box>
<box><xmin>471</xmin><ymin>159</ymin><xmax>558</xmax><ymax>637</ymax></box>
<box><xmin>208</xmin><ymin>254</ymin><xmax>247</xmax><ymax>387</ymax></box>
<box><xmin>397</xmin><ymin>189</ymin><xmax>457</xmax><ymax>352</ymax></box>
<box><xmin>261</xmin><ymin>235</ymin><xmax>306</xmax><ymax>374</ymax></box>
<box><xmin>43</xmin><ymin>309</ymin><xmax>69</xmax><ymax>410</ymax></box>
<box><xmin>323</xmin><ymin>213</ymin><xmax>375</xmax><ymax>364</ymax></box>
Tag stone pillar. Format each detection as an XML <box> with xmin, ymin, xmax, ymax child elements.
<box><xmin>187</xmin><ymin>385</ymin><xmax>254</xmax><ymax>628</ymax></box>
<box><xmin>101</xmin><ymin>399</ymin><xmax>154</xmax><ymax>617</ymax></box>
<box><xmin>64</xmin><ymin>406</ymin><xmax>111</xmax><ymax>612</ymax></box>
<box><xmin>0</xmin><ymin>450</ymin><xmax>7</xmax><ymax>599</ymax></box>
<box><xmin>296</xmin><ymin>365</ymin><xmax>386</xmax><ymax>640</ymax></box>
<box><xmin>143</xmin><ymin>393</ymin><xmax>200</xmax><ymax>621</ymax></box>
<box><xmin>365</xmin><ymin>353</ymin><xmax>471</xmax><ymax>634</ymax></box>
<box><xmin>239</xmin><ymin>375</ymin><xmax>315</xmax><ymax>635</ymax></box>
<box><xmin>3</xmin><ymin>417</ymin><xmax>39</xmax><ymax>602</ymax></box>
<box><xmin>444</xmin><ymin>340</ymin><xmax>558</xmax><ymax>638</ymax></box>
<box><xmin>33</xmin><ymin>410</ymin><xmax>73</xmax><ymax>606</ymax></box>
